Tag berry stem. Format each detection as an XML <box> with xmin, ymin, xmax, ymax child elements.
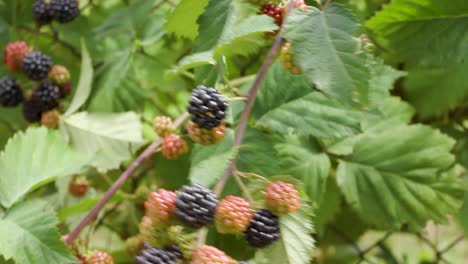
<box><xmin>66</xmin><ymin>112</ymin><xmax>190</xmax><ymax>245</ymax></box>
<box><xmin>213</xmin><ymin>0</ymin><xmax>297</xmax><ymax>196</ymax></box>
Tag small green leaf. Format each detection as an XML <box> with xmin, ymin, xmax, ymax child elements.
<box><xmin>0</xmin><ymin>200</ymin><xmax>76</xmax><ymax>264</ymax></box>
<box><xmin>165</xmin><ymin>0</ymin><xmax>210</xmax><ymax>40</ymax></box>
<box><xmin>0</xmin><ymin>127</ymin><xmax>88</xmax><ymax>208</ymax></box>
<box><xmin>173</xmin><ymin>51</ymin><xmax>215</xmax><ymax>73</ymax></box>
<box><xmin>60</xmin><ymin>112</ymin><xmax>145</xmax><ymax>172</ymax></box>
<box><xmin>65</xmin><ymin>40</ymin><xmax>93</xmax><ymax>116</ymax></box>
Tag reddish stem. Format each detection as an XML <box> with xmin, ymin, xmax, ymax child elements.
<box><xmin>66</xmin><ymin>112</ymin><xmax>189</xmax><ymax>245</ymax></box>
<box><xmin>213</xmin><ymin>0</ymin><xmax>296</xmax><ymax>195</ymax></box>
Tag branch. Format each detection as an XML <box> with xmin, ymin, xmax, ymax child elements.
<box><xmin>66</xmin><ymin>112</ymin><xmax>189</xmax><ymax>245</ymax></box>
<box><xmin>213</xmin><ymin>0</ymin><xmax>297</xmax><ymax>196</ymax></box>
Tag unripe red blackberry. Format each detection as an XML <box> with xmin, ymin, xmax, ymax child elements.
<box><xmin>41</xmin><ymin>110</ymin><xmax>60</xmax><ymax>129</ymax></box>
<box><xmin>283</xmin><ymin>0</ymin><xmax>308</xmax><ymax>13</ymax></box>
<box><xmin>23</xmin><ymin>99</ymin><xmax>43</xmax><ymax>122</ymax></box>
<box><xmin>280</xmin><ymin>42</ymin><xmax>302</xmax><ymax>75</ymax></box>
<box><xmin>22</xmin><ymin>51</ymin><xmax>53</xmax><ymax>80</ymax></box>
<box><xmin>191</xmin><ymin>245</ymin><xmax>233</xmax><ymax>264</ymax></box>
<box><xmin>215</xmin><ymin>196</ymin><xmax>254</xmax><ymax>234</ymax></box>
<box><xmin>187</xmin><ymin>121</ymin><xmax>225</xmax><ymax>145</ymax></box>
<box><xmin>135</xmin><ymin>245</ymin><xmax>178</xmax><ymax>264</ymax></box>
<box><xmin>33</xmin><ymin>81</ymin><xmax>61</xmax><ymax>111</ymax></box>
<box><xmin>33</xmin><ymin>0</ymin><xmax>54</xmax><ymax>24</ymax></box>
<box><xmin>51</xmin><ymin>0</ymin><xmax>80</xmax><ymax>23</ymax></box>
<box><xmin>48</xmin><ymin>65</ymin><xmax>71</xmax><ymax>97</ymax></box>
<box><xmin>0</xmin><ymin>76</ymin><xmax>24</xmax><ymax>107</ymax></box>
<box><xmin>68</xmin><ymin>175</ymin><xmax>89</xmax><ymax>197</ymax></box>
<box><xmin>161</xmin><ymin>134</ymin><xmax>189</xmax><ymax>160</ymax></box>
<box><xmin>188</xmin><ymin>85</ymin><xmax>228</xmax><ymax>129</ymax></box>
<box><xmin>175</xmin><ymin>184</ymin><xmax>218</xmax><ymax>228</ymax></box>
<box><xmin>244</xmin><ymin>209</ymin><xmax>280</xmax><ymax>248</ymax></box>
<box><xmin>85</xmin><ymin>251</ymin><xmax>114</xmax><ymax>264</ymax></box>
<box><xmin>260</xmin><ymin>3</ymin><xmax>283</xmax><ymax>26</ymax></box>
<box><xmin>264</xmin><ymin>181</ymin><xmax>301</xmax><ymax>215</ymax></box>
<box><xmin>3</xmin><ymin>41</ymin><xmax>30</xmax><ymax>72</ymax></box>
<box><xmin>247</xmin><ymin>0</ymin><xmax>286</xmax><ymax>6</ymax></box>
<box><xmin>153</xmin><ymin>116</ymin><xmax>174</xmax><ymax>137</ymax></box>
<box><xmin>144</xmin><ymin>189</ymin><xmax>177</xmax><ymax>226</ymax></box>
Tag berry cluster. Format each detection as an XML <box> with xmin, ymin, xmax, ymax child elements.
<box><xmin>33</xmin><ymin>0</ymin><xmax>80</xmax><ymax>25</ymax></box>
<box><xmin>258</xmin><ymin>0</ymin><xmax>308</xmax><ymax>30</ymax></box>
<box><xmin>1</xmin><ymin>41</ymin><xmax>72</xmax><ymax>124</ymax></box>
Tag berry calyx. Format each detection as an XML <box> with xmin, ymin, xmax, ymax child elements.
<box><xmin>33</xmin><ymin>0</ymin><xmax>54</xmax><ymax>24</ymax></box>
<box><xmin>280</xmin><ymin>42</ymin><xmax>302</xmax><ymax>75</ymax></box>
<box><xmin>244</xmin><ymin>209</ymin><xmax>280</xmax><ymax>248</ymax></box>
<box><xmin>187</xmin><ymin>121</ymin><xmax>226</xmax><ymax>145</ymax></box>
<box><xmin>144</xmin><ymin>189</ymin><xmax>178</xmax><ymax>226</ymax></box>
<box><xmin>191</xmin><ymin>245</ymin><xmax>233</xmax><ymax>264</ymax></box>
<box><xmin>3</xmin><ymin>41</ymin><xmax>30</xmax><ymax>72</ymax></box>
<box><xmin>188</xmin><ymin>85</ymin><xmax>228</xmax><ymax>129</ymax></box>
<box><xmin>22</xmin><ymin>51</ymin><xmax>53</xmax><ymax>80</ymax></box>
<box><xmin>260</xmin><ymin>3</ymin><xmax>283</xmax><ymax>26</ymax></box>
<box><xmin>175</xmin><ymin>184</ymin><xmax>218</xmax><ymax>228</ymax></box>
<box><xmin>215</xmin><ymin>196</ymin><xmax>254</xmax><ymax>234</ymax></box>
<box><xmin>153</xmin><ymin>116</ymin><xmax>174</xmax><ymax>137</ymax></box>
<box><xmin>264</xmin><ymin>180</ymin><xmax>301</xmax><ymax>216</ymax></box>
<box><xmin>23</xmin><ymin>99</ymin><xmax>43</xmax><ymax>122</ymax></box>
<box><xmin>48</xmin><ymin>65</ymin><xmax>71</xmax><ymax>95</ymax></box>
<box><xmin>135</xmin><ymin>245</ymin><xmax>178</xmax><ymax>264</ymax></box>
<box><xmin>161</xmin><ymin>134</ymin><xmax>189</xmax><ymax>160</ymax></box>
<box><xmin>68</xmin><ymin>175</ymin><xmax>89</xmax><ymax>197</ymax></box>
<box><xmin>0</xmin><ymin>76</ymin><xmax>24</xmax><ymax>107</ymax></box>
<box><xmin>41</xmin><ymin>109</ymin><xmax>60</xmax><ymax>129</ymax></box>
<box><xmin>51</xmin><ymin>0</ymin><xmax>80</xmax><ymax>23</ymax></box>
<box><xmin>84</xmin><ymin>251</ymin><xmax>114</xmax><ymax>264</ymax></box>
<box><xmin>33</xmin><ymin>81</ymin><xmax>61</xmax><ymax>111</ymax></box>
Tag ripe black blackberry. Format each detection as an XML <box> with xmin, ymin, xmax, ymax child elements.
<box><xmin>23</xmin><ymin>99</ymin><xmax>43</xmax><ymax>122</ymax></box>
<box><xmin>0</xmin><ymin>76</ymin><xmax>23</xmax><ymax>107</ymax></box>
<box><xmin>175</xmin><ymin>184</ymin><xmax>219</xmax><ymax>228</ymax></box>
<box><xmin>188</xmin><ymin>85</ymin><xmax>228</xmax><ymax>129</ymax></box>
<box><xmin>22</xmin><ymin>51</ymin><xmax>53</xmax><ymax>80</ymax></box>
<box><xmin>33</xmin><ymin>81</ymin><xmax>61</xmax><ymax>111</ymax></box>
<box><xmin>244</xmin><ymin>209</ymin><xmax>281</xmax><ymax>248</ymax></box>
<box><xmin>33</xmin><ymin>0</ymin><xmax>53</xmax><ymax>24</ymax></box>
<box><xmin>51</xmin><ymin>0</ymin><xmax>80</xmax><ymax>23</ymax></box>
<box><xmin>135</xmin><ymin>246</ymin><xmax>176</xmax><ymax>264</ymax></box>
<box><xmin>164</xmin><ymin>245</ymin><xmax>183</xmax><ymax>260</ymax></box>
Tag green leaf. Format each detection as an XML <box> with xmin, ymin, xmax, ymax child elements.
<box><xmin>189</xmin><ymin>130</ymin><xmax>236</xmax><ymax>187</ymax></box>
<box><xmin>337</xmin><ymin>125</ymin><xmax>464</xmax><ymax>229</ymax></box>
<box><xmin>284</xmin><ymin>5</ymin><xmax>371</xmax><ymax>105</ymax></box>
<box><xmin>65</xmin><ymin>40</ymin><xmax>93</xmax><ymax>116</ymax></box>
<box><xmin>0</xmin><ymin>127</ymin><xmax>88</xmax><ymax>208</ymax></box>
<box><xmin>275</xmin><ymin>135</ymin><xmax>330</xmax><ymax>205</ymax></box>
<box><xmin>404</xmin><ymin>63</ymin><xmax>468</xmax><ymax>117</ymax></box>
<box><xmin>368</xmin><ymin>59</ymin><xmax>406</xmax><ymax>107</ymax></box>
<box><xmin>0</xmin><ymin>200</ymin><xmax>76</xmax><ymax>264</ymax></box>
<box><xmin>256</xmin><ymin>209</ymin><xmax>314</xmax><ymax>264</ymax></box>
<box><xmin>165</xmin><ymin>0</ymin><xmax>209</xmax><ymax>40</ymax></box>
<box><xmin>60</xmin><ymin>112</ymin><xmax>145</xmax><ymax>172</ymax></box>
<box><xmin>173</xmin><ymin>50</ymin><xmax>215</xmax><ymax>73</ymax></box>
<box><xmin>366</xmin><ymin>0</ymin><xmax>468</xmax><ymax>65</ymax></box>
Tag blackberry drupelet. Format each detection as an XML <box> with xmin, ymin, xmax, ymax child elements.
<box><xmin>175</xmin><ymin>184</ymin><xmax>218</xmax><ymax>228</ymax></box>
<box><xmin>135</xmin><ymin>246</ymin><xmax>176</xmax><ymax>264</ymax></box>
<box><xmin>188</xmin><ymin>85</ymin><xmax>228</xmax><ymax>129</ymax></box>
<box><xmin>33</xmin><ymin>0</ymin><xmax>54</xmax><ymax>24</ymax></box>
<box><xmin>33</xmin><ymin>81</ymin><xmax>61</xmax><ymax>111</ymax></box>
<box><xmin>51</xmin><ymin>0</ymin><xmax>80</xmax><ymax>23</ymax></box>
<box><xmin>22</xmin><ymin>51</ymin><xmax>53</xmax><ymax>80</ymax></box>
<box><xmin>244</xmin><ymin>209</ymin><xmax>280</xmax><ymax>248</ymax></box>
<box><xmin>0</xmin><ymin>76</ymin><xmax>23</xmax><ymax>107</ymax></box>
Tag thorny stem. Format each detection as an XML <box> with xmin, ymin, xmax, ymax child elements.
<box><xmin>66</xmin><ymin>112</ymin><xmax>189</xmax><ymax>245</ymax></box>
<box><xmin>213</xmin><ymin>0</ymin><xmax>297</xmax><ymax>196</ymax></box>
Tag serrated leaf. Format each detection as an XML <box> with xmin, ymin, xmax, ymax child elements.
<box><xmin>0</xmin><ymin>200</ymin><xmax>76</xmax><ymax>264</ymax></box>
<box><xmin>366</xmin><ymin>0</ymin><xmax>468</xmax><ymax>65</ymax></box>
<box><xmin>337</xmin><ymin>124</ymin><xmax>464</xmax><ymax>229</ymax></box>
<box><xmin>173</xmin><ymin>50</ymin><xmax>215</xmax><ymax>73</ymax></box>
<box><xmin>404</xmin><ymin>63</ymin><xmax>468</xmax><ymax>117</ymax></box>
<box><xmin>284</xmin><ymin>5</ymin><xmax>371</xmax><ymax>105</ymax></box>
<box><xmin>275</xmin><ymin>135</ymin><xmax>330</xmax><ymax>205</ymax></box>
<box><xmin>165</xmin><ymin>0</ymin><xmax>209</xmax><ymax>40</ymax></box>
<box><xmin>368</xmin><ymin>59</ymin><xmax>406</xmax><ymax>107</ymax></box>
<box><xmin>65</xmin><ymin>40</ymin><xmax>93</xmax><ymax>116</ymax></box>
<box><xmin>0</xmin><ymin>127</ymin><xmax>88</xmax><ymax>208</ymax></box>
<box><xmin>256</xmin><ymin>209</ymin><xmax>314</xmax><ymax>264</ymax></box>
<box><xmin>189</xmin><ymin>130</ymin><xmax>236</xmax><ymax>187</ymax></box>
<box><xmin>60</xmin><ymin>112</ymin><xmax>145</xmax><ymax>172</ymax></box>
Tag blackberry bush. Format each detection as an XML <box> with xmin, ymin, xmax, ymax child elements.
<box><xmin>22</xmin><ymin>51</ymin><xmax>53</xmax><ymax>80</ymax></box>
<box><xmin>175</xmin><ymin>184</ymin><xmax>218</xmax><ymax>228</ymax></box>
<box><xmin>188</xmin><ymin>85</ymin><xmax>228</xmax><ymax>129</ymax></box>
<box><xmin>0</xmin><ymin>76</ymin><xmax>23</xmax><ymax>107</ymax></box>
